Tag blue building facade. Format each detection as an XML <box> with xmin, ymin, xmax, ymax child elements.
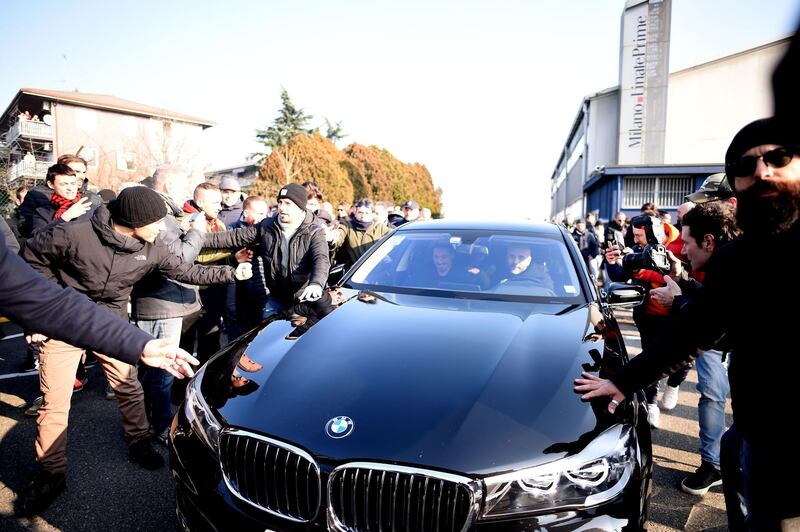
<box><xmin>582</xmin><ymin>164</ymin><xmax>723</xmax><ymax>221</ymax></box>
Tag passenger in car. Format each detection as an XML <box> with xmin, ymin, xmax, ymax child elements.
<box><xmin>497</xmin><ymin>244</ymin><xmax>555</xmax><ymax>290</ymax></box>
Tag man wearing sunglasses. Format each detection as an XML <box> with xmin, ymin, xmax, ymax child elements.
<box><xmin>576</xmin><ymin>117</ymin><xmax>800</xmax><ymax>530</ymax></box>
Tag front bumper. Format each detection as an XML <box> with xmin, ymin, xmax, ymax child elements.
<box><xmin>170</xmin><ymin>408</ymin><xmax>648</xmax><ymax>531</ymax></box>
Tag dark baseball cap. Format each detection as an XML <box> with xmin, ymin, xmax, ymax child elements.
<box><xmin>686</xmin><ymin>173</ymin><xmax>735</xmax><ymax>203</ymax></box>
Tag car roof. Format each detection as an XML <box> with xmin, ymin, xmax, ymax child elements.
<box><xmin>395</xmin><ymin>219</ymin><xmax>563</xmax><ymax>235</ymax></box>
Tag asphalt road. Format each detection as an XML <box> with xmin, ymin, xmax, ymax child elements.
<box><xmin>0</xmin><ymin>310</ymin><xmax>733</xmax><ymax>531</ymax></box>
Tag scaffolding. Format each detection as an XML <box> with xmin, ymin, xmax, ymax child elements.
<box><xmin>1</xmin><ymin>97</ymin><xmax>55</xmax><ymax>215</ymax></box>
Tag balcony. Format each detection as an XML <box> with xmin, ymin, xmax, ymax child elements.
<box><xmin>7</xmin><ymin>160</ymin><xmax>50</xmax><ymax>183</ymax></box>
<box><xmin>5</xmin><ymin>119</ymin><xmax>54</xmax><ymax>144</ymax></box>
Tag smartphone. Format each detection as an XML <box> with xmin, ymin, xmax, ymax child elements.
<box><xmin>189</xmin><ymin>212</ymin><xmax>202</xmax><ymax>222</ymax></box>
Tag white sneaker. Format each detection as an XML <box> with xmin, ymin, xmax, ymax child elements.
<box><xmin>647</xmin><ymin>403</ymin><xmax>660</xmax><ymax>429</ymax></box>
<box><xmin>660</xmin><ymin>385</ymin><xmax>679</xmax><ymax>411</ymax></box>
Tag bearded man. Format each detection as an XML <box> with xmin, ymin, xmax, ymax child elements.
<box><xmin>575</xmin><ymin>117</ymin><xmax>800</xmax><ymax>530</ymax></box>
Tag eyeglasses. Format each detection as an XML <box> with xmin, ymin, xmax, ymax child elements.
<box><xmin>726</xmin><ymin>147</ymin><xmax>796</xmax><ymax>178</ymax></box>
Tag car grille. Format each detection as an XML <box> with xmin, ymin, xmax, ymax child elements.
<box><xmin>219</xmin><ymin>429</ymin><xmax>321</xmax><ymax>523</ymax></box>
<box><xmin>327</xmin><ymin>463</ymin><xmax>482</xmax><ymax>532</ymax></box>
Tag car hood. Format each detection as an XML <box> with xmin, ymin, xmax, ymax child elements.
<box><xmin>202</xmin><ymin>291</ymin><xmax>613</xmax><ymax>476</ymax></box>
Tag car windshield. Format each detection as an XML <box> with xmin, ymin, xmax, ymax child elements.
<box><xmin>347</xmin><ymin>229</ymin><xmax>585</xmax><ymax>302</ymax></box>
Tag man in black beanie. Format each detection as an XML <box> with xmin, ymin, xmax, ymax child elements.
<box><xmin>202</xmin><ymin>182</ymin><xmax>332</xmax><ymax>315</ymax></box>
<box><xmin>18</xmin><ymin>186</ymin><xmax>252</xmax><ymax>516</ymax></box>
<box><xmin>575</xmin><ymin>116</ymin><xmax>800</xmax><ymax>530</ymax></box>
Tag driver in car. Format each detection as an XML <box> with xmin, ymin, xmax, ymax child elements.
<box><xmin>498</xmin><ymin>244</ymin><xmax>554</xmax><ymax>290</ymax></box>
<box><xmin>428</xmin><ymin>241</ymin><xmax>488</xmax><ymax>288</ymax></box>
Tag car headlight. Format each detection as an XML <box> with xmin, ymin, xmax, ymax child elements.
<box><xmin>184</xmin><ymin>366</ymin><xmax>222</xmax><ymax>454</ymax></box>
<box><xmin>482</xmin><ymin>424</ymin><xmax>635</xmax><ymax>519</ymax></box>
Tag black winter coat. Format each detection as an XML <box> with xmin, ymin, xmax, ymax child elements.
<box><xmin>205</xmin><ymin>211</ymin><xmax>330</xmax><ymax>306</ymax></box>
<box><xmin>130</xmin><ymin>193</ymin><xmax>204</xmax><ymax>320</ymax></box>
<box><xmin>22</xmin><ymin>206</ymin><xmax>237</xmax><ymax>320</ymax></box>
<box><xmin>32</xmin><ymin>201</ymin><xmax>98</xmax><ymax>235</ymax></box>
<box><xmin>18</xmin><ymin>184</ymin><xmax>101</xmax><ymax>238</ymax></box>
<box><xmin>0</xmin><ymin>238</ymin><xmax>152</xmax><ymax>365</ymax></box>
<box><xmin>609</xmin><ymin>222</ymin><xmax>800</xmax><ymax>450</ymax></box>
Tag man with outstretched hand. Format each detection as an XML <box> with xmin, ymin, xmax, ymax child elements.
<box><xmin>0</xmin><ymin>239</ymin><xmax>199</xmax><ymax>378</ymax></box>
<box><xmin>17</xmin><ymin>186</ymin><xmax>251</xmax><ymax>516</ymax></box>
<box><xmin>575</xmin><ymin>117</ymin><xmax>800</xmax><ymax>530</ymax></box>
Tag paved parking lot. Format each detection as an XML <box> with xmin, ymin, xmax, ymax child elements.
<box><xmin>0</xmin><ymin>310</ymin><xmax>734</xmax><ymax>531</ymax></box>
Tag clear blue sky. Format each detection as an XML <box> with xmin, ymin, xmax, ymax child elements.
<box><xmin>1</xmin><ymin>0</ymin><xmax>798</xmax><ymax>218</ymax></box>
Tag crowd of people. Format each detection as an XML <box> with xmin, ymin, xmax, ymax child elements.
<box><xmin>2</xmin><ymin>23</ymin><xmax>798</xmax><ymax>530</ymax></box>
<box><xmin>0</xmin><ymin>156</ymin><xmax>436</xmax><ymax>515</ymax></box>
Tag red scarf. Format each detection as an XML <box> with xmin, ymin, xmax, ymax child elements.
<box><xmin>51</xmin><ymin>192</ymin><xmax>82</xmax><ymax>220</ymax></box>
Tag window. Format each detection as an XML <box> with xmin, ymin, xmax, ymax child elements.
<box><xmin>348</xmin><ymin>229</ymin><xmax>584</xmax><ymax>302</ymax></box>
<box><xmin>117</xmin><ymin>152</ymin><xmax>136</xmax><ymax>172</ymax></box>
<box><xmin>622</xmin><ymin>175</ymin><xmax>691</xmax><ymax>209</ymax></box>
<box><xmin>567</xmin><ymin>136</ymin><xmax>584</xmax><ymax>174</ymax></box>
<box><xmin>80</xmin><ymin>147</ymin><xmax>99</xmax><ymax>168</ymax></box>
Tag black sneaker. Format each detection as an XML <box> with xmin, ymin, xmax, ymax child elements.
<box><xmin>128</xmin><ymin>437</ymin><xmax>164</xmax><ymax>470</ymax></box>
<box><xmin>153</xmin><ymin>428</ymin><xmax>169</xmax><ymax>447</ymax></box>
<box><xmin>18</xmin><ymin>470</ymin><xmax>66</xmax><ymax>516</ymax></box>
<box><xmin>681</xmin><ymin>461</ymin><xmax>722</xmax><ymax>495</ymax></box>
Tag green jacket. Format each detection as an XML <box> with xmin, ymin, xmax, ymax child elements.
<box><xmin>334</xmin><ymin>221</ymin><xmax>392</xmax><ymax>268</ymax></box>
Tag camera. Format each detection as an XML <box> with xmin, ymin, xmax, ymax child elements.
<box><xmin>622</xmin><ymin>243</ymin><xmax>671</xmax><ymax>274</ymax></box>
<box><xmin>618</xmin><ymin>214</ymin><xmax>672</xmax><ymax>274</ymax></box>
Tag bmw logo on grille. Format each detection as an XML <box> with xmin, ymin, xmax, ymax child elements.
<box><xmin>325</xmin><ymin>416</ymin><xmax>354</xmax><ymax>439</ymax></box>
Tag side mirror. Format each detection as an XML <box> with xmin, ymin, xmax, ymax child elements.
<box><xmin>604</xmin><ymin>282</ymin><xmax>645</xmax><ymax>308</ymax></box>
<box><xmin>327</xmin><ymin>264</ymin><xmax>347</xmax><ymax>287</ymax></box>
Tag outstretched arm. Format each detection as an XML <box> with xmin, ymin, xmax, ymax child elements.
<box><xmin>202</xmin><ymin>224</ymin><xmax>260</xmax><ymax>250</ymax></box>
<box><xmin>2</xmin><ymin>239</ymin><xmax>197</xmax><ymax>376</ymax></box>
<box><xmin>574</xmin><ymin>372</ymin><xmax>625</xmax><ymax>413</ymax></box>
<box><xmin>141</xmin><ymin>340</ymin><xmax>200</xmax><ymax>378</ymax></box>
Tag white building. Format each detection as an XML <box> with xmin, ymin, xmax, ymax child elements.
<box><xmin>550</xmin><ymin>36</ymin><xmax>789</xmax><ymax>222</ymax></box>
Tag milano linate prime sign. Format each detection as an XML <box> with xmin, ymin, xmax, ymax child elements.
<box><xmin>617</xmin><ymin>0</ymin><xmax>672</xmax><ymax>165</ymax></box>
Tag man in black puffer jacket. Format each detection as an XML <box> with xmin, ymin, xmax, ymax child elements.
<box><xmin>204</xmin><ymin>183</ymin><xmax>332</xmax><ymax>316</ymax></box>
<box><xmin>18</xmin><ymin>186</ymin><xmax>251</xmax><ymax>516</ymax></box>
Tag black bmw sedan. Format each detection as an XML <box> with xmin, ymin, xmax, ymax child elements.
<box><xmin>170</xmin><ymin>220</ymin><xmax>652</xmax><ymax>531</ymax></box>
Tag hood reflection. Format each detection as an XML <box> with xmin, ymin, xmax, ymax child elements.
<box><xmin>202</xmin><ymin>288</ymin><xmax>350</xmax><ymax>407</ymax></box>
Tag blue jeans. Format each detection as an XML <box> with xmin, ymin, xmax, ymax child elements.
<box><xmin>695</xmin><ymin>349</ymin><xmax>729</xmax><ymax>467</ymax></box>
<box><xmin>262</xmin><ymin>297</ymin><xmax>285</xmax><ymax>318</ymax></box>
<box><xmin>134</xmin><ymin>318</ymin><xmax>182</xmax><ymax>434</ymax></box>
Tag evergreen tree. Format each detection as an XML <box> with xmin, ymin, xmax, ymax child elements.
<box><xmin>324</xmin><ymin>118</ymin><xmax>347</xmax><ymax>143</ymax></box>
<box><xmin>254</xmin><ymin>89</ymin><xmax>314</xmax><ymax>162</ymax></box>
<box><xmin>253</xmin><ymin>89</ymin><xmax>316</xmax><ymax>184</ymax></box>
